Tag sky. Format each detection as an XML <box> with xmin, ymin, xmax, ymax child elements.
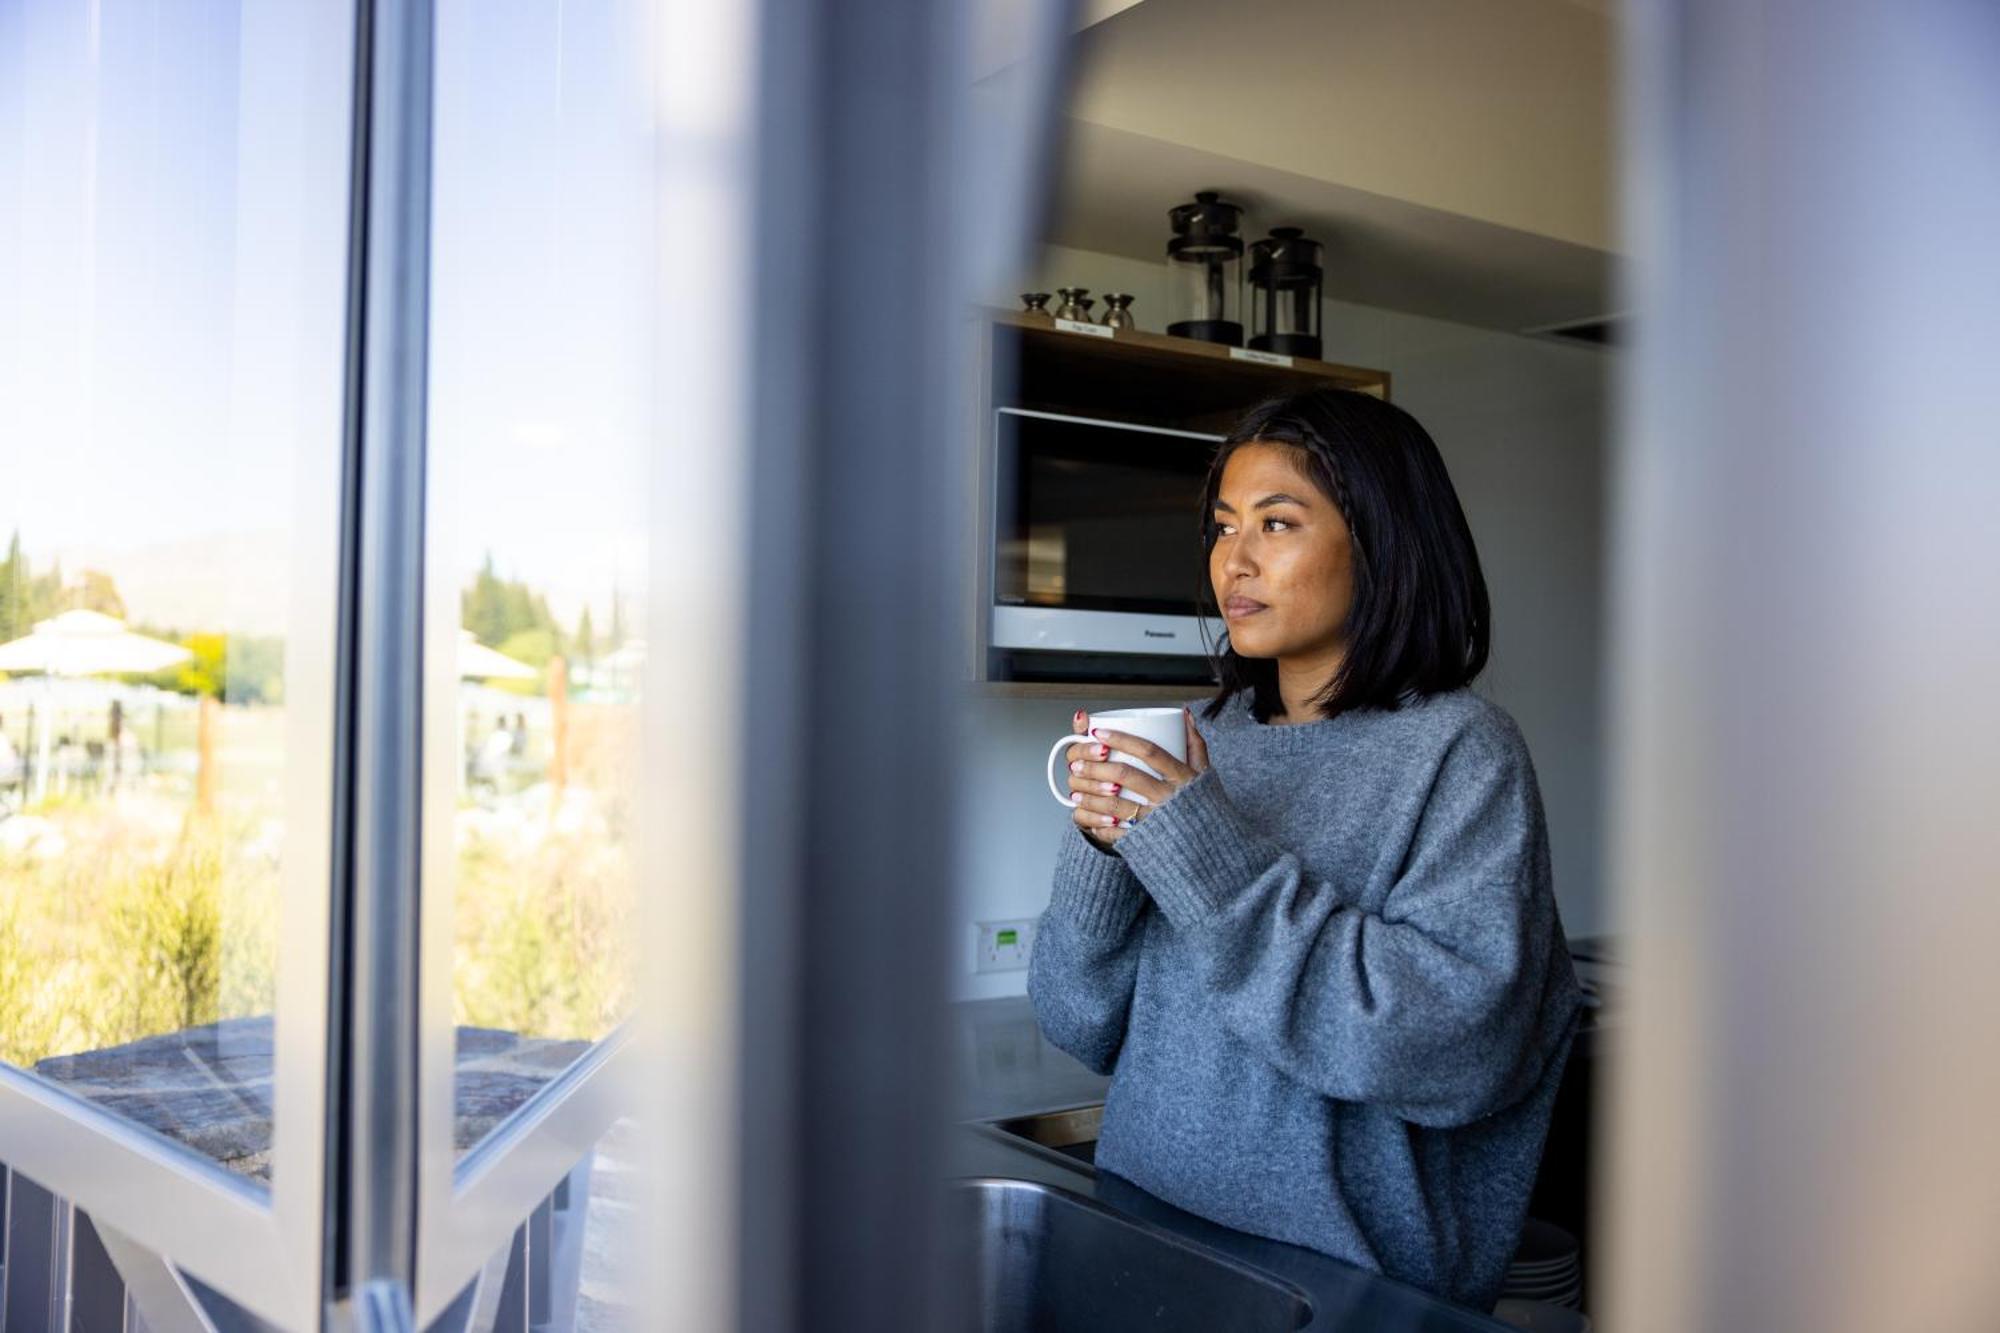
<box><xmin>0</xmin><ymin>0</ymin><xmax>655</xmax><ymax>639</ymax></box>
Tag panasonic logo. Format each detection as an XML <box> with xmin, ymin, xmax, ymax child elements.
<box><xmin>1142</xmin><ymin>629</ymin><xmax>1177</xmax><ymax>639</ymax></box>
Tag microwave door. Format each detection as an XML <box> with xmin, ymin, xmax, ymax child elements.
<box><xmin>991</xmin><ymin>408</ymin><xmax>1224</xmax><ymax>660</ymax></box>
<box><xmin>989</xmin><ymin>604</ymin><xmax>1224</xmax><ymax>656</ymax></box>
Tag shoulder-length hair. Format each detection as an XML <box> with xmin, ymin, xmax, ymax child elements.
<box><xmin>1198</xmin><ymin>389</ymin><xmax>1490</xmax><ymax>722</ymax></box>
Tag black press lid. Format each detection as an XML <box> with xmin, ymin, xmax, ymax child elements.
<box><xmin>1249</xmin><ymin>226</ymin><xmax>1323</xmax><ymax>282</ymax></box>
<box><xmin>1168</xmin><ymin>190</ymin><xmax>1244</xmax><ymax>259</ymax></box>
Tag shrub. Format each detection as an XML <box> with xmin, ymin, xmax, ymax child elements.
<box><xmin>95</xmin><ymin>831</ymin><xmax>224</xmax><ymax>1039</ymax></box>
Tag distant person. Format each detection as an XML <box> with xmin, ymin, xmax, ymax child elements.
<box><xmin>474</xmin><ymin>718</ymin><xmax>514</xmax><ymax>790</ymax></box>
<box><xmin>108</xmin><ymin>699</ymin><xmax>125</xmax><ymax>786</ymax></box>
<box><xmin>509</xmin><ymin>712</ymin><xmax>529</xmax><ymax>757</ymax></box>
<box><xmin>1033</xmin><ymin>390</ymin><xmax>1581</xmax><ymax>1314</ymax></box>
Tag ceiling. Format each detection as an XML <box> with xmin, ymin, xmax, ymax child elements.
<box><xmin>1032</xmin><ymin>0</ymin><xmax>1622</xmax><ymax>333</ymax></box>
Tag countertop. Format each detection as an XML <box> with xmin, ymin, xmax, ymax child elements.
<box><xmin>950</xmin><ymin>938</ymin><xmax>1616</xmax><ymax>1122</ymax></box>
<box><xmin>946</xmin><ymin>996</ymin><xmax>1517</xmax><ymax>1331</ymax></box>
<box><xmin>949</xmin><ymin>994</ymin><xmax>1111</xmax><ymax>1121</ymax></box>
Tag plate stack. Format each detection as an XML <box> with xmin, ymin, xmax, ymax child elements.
<box><xmin>1498</xmin><ymin>1219</ymin><xmax>1583</xmax><ymax>1310</ymax></box>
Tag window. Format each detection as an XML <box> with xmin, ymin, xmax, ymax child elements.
<box><xmin>0</xmin><ymin>2</ymin><xmax>354</xmax><ymax>1324</ymax></box>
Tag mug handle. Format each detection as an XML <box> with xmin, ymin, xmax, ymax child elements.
<box><xmin>1046</xmin><ymin>731</ymin><xmax>1092</xmax><ymax>807</ymax></box>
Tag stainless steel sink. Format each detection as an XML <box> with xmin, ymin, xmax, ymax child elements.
<box><xmin>950</xmin><ymin>1176</ymin><xmax>1314</xmax><ymax>1333</ymax></box>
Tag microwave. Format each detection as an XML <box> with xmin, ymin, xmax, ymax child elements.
<box><xmin>988</xmin><ymin>407</ymin><xmax>1226</xmax><ymax>682</ymax></box>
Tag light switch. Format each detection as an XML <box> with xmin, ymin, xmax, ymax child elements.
<box><xmin>975</xmin><ymin>918</ymin><xmax>1036</xmax><ymax>973</ymax></box>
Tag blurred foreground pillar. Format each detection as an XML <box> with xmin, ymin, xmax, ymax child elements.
<box><xmin>1608</xmin><ymin>2</ymin><xmax>2000</xmax><ymax>1330</ymax></box>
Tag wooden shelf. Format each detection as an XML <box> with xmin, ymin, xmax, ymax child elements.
<box><xmin>987</xmin><ymin>308</ymin><xmax>1389</xmax><ymax>434</ymax></box>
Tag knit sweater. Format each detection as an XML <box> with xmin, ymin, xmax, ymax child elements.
<box><xmin>1028</xmin><ymin>687</ymin><xmax>1581</xmax><ymax>1312</ymax></box>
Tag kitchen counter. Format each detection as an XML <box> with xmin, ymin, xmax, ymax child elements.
<box><xmin>947</xmin><ymin>996</ymin><xmax>1516</xmax><ymax>1331</ymax></box>
<box><xmin>949</xmin><ymin>939</ymin><xmax>1616</xmax><ymax>1123</ymax></box>
<box><xmin>949</xmin><ymin>994</ymin><xmax>1111</xmax><ymax>1121</ymax></box>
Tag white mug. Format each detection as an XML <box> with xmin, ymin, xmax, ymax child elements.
<box><xmin>1045</xmin><ymin>706</ymin><xmax>1189</xmax><ymax>808</ymax></box>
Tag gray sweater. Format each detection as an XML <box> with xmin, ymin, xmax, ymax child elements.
<box><xmin>1028</xmin><ymin>688</ymin><xmax>1581</xmax><ymax>1312</ymax></box>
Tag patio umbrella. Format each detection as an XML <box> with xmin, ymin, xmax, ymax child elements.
<box><xmin>0</xmin><ymin>609</ymin><xmax>193</xmax><ymax>803</ymax></box>
<box><xmin>592</xmin><ymin>638</ymin><xmax>646</xmax><ymax>697</ymax></box>
<box><xmin>0</xmin><ymin>609</ymin><xmax>193</xmax><ymax>676</ymax></box>
<box><xmin>597</xmin><ymin>638</ymin><xmax>646</xmax><ymax>675</ymax></box>
<box><xmin>457</xmin><ymin>629</ymin><xmax>538</xmax><ymax>681</ymax></box>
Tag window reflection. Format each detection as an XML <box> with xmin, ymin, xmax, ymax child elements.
<box><xmin>428</xmin><ymin>0</ymin><xmax>652</xmax><ymax>1140</ymax></box>
<box><xmin>0</xmin><ymin>0</ymin><xmax>352</xmax><ymax>1187</ymax></box>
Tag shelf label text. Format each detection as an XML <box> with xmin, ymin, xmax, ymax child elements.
<box><xmin>1055</xmin><ymin>318</ymin><xmax>1115</xmax><ymax>339</ymax></box>
<box><xmin>1230</xmin><ymin>346</ymin><xmax>1295</xmax><ymax>367</ymax></box>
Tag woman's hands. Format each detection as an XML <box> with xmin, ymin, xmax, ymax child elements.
<box><xmin>1064</xmin><ymin>708</ymin><xmax>1211</xmax><ymax>848</ymax></box>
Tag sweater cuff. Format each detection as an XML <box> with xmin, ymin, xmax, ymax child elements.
<box><xmin>1048</xmin><ymin>826</ymin><xmax>1149</xmax><ymax>940</ymax></box>
<box><xmin>1114</xmin><ymin>768</ymin><xmax>1267</xmax><ymax>930</ymax></box>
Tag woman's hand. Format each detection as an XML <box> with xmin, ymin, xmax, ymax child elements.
<box><xmin>1064</xmin><ymin>708</ymin><xmax>1211</xmax><ymax>847</ymax></box>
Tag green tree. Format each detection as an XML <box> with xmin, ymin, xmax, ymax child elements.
<box><xmin>460</xmin><ymin>554</ymin><xmax>564</xmax><ymax>656</ymax></box>
<box><xmin>36</xmin><ymin>557</ymin><xmax>62</xmax><ymax>623</ymax></box>
<box><xmin>170</xmin><ymin>633</ymin><xmax>229</xmax><ymax>698</ymax></box>
<box><xmin>132</xmin><ymin>631</ymin><xmax>284</xmax><ymax>704</ymax></box>
<box><xmin>497</xmin><ymin>626</ymin><xmax>558</xmax><ymax>667</ymax></box>
<box><xmin>462</xmin><ymin>553</ymin><xmax>512</xmax><ymax>647</ymax></box>
<box><xmin>0</xmin><ymin>535</ymin><xmax>67</xmax><ymax>642</ymax></box>
<box><xmin>61</xmin><ymin>568</ymin><xmax>127</xmax><ymax>618</ymax></box>
<box><xmin>0</xmin><ymin>529</ymin><xmax>24</xmax><ymax>642</ymax></box>
<box><xmin>226</xmin><ymin>636</ymin><xmax>285</xmax><ymax>705</ymax></box>
<box><xmin>573</xmin><ymin>606</ymin><xmax>596</xmax><ymax>668</ymax></box>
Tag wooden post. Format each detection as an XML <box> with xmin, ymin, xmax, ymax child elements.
<box><xmin>196</xmin><ymin>693</ymin><xmax>218</xmax><ymax>818</ymax></box>
<box><xmin>548</xmin><ymin>656</ymin><xmax>569</xmax><ymax>806</ymax></box>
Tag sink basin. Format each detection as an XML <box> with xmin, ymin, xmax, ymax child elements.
<box><xmin>950</xmin><ymin>1176</ymin><xmax>1313</xmax><ymax>1333</ymax></box>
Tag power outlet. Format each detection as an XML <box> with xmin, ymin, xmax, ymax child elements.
<box><xmin>975</xmin><ymin>918</ymin><xmax>1037</xmax><ymax>973</ymax></box>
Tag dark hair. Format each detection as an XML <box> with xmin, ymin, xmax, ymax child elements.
<box><xmin>1198</xmin><ymin>389</ymin><xmax>1490</xmax><ymax>722</ymax></box>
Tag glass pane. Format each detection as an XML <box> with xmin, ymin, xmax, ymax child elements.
<box><xmin>428</xmin><ymin>0</ymin><xmax>652</xmax><ymax>1152</ymax></box>
<box><xmin>995</xmin><ymin>412</ymin><xmax>1213</xmax><ymax>615</ymax></box>
<box><xmin>423</xmin><ymin>1118</ymin><xmax>644</xmax><ymax>1333</ymax></box>
<box><xmin>0</xmin><ymin>2</ymin><xmax>352</xmax><ymax>1188</ymax></box>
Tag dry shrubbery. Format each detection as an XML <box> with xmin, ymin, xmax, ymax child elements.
<box><xmin>0</xmin><ymin>702</ymin><xmax>636</xmax><ymax>1069</ymax></box>
<box><xmin>451</xmin><ymin>819</ymin><xmax>635</xmax><ymax>1041</ymax></box>
<box><xmin>450</xmin><ymin>703</ymin><xmax>638</xmax><ymax>1042</ymax></box>
<box><xmin>0</xmin><ymin>808</ymin><xmax>277</xmax><ymax>1067</ymax></box>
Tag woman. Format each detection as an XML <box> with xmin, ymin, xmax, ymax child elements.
<box><xmin>1028</xmin><ymin>388</ymin><xmax>1581</xmax><ymax>1313</ymax></box>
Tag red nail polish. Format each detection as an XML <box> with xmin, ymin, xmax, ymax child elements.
<box><xmin>1109</xmin><ymin>783</ymin><xmax>1121</xmax><ymax>795</ymax></box>
<box><xmin>1097</xmin><ymin>745</ymin><xmax>1109</xmax><ymax>758</ymax></box>
<box><xmin>1091</xmin><ymin>728</ymin><xmax>1106</xmax><ymax>739</ymax></box>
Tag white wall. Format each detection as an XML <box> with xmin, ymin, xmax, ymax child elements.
<box><xmin>950</xmin><ymin>244</ymin><xmax>1610</xmax><ymax>1000</ymax></box>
